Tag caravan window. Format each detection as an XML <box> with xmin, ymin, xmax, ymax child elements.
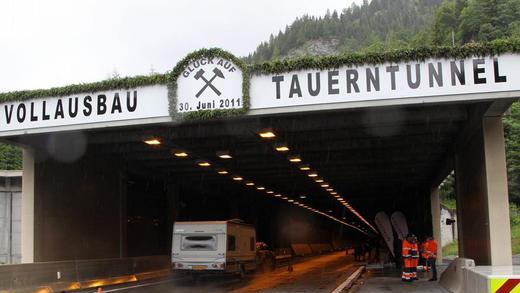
<box><xmin>181</xmin><ymin>235</ymin><xmax>217</xmax><ymax>251</ymax></box>
<box><xmin>227</xmin><ymin>235</ymin><xmax>236</xmax><ymax>251</ymax></box>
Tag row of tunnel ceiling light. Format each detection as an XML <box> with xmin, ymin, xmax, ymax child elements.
<box><xmin>143</xmin><ymin>137</ymin><xmax>368</xmax><ymax>235</ymax></box>
<box><xmin>257</xmin><ymin>130</ymin><xmax>378</xmax><ymax>234</ymax></box>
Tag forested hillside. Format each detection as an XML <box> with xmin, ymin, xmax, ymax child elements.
<box><xmin>246</xmin><ymin>0</ymin><xmax>444</xmax><ymax>62</ymax></box>
<box><xmin>248</xmin><ymin>0</ymin><xmax>520</xmax><ymax>62</ymax></box>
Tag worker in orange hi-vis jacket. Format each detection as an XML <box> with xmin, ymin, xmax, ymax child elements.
<box><xmin>423</xmin><ymin>236</ymin><xmax>438</xmax><ymax>281</ymax></box>
<box><xmin>402</xmin><ymin>234</ymin><xmax>419</xmax><ymax>282</ymax></box>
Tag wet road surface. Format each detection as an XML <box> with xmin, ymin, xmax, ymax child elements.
<box><xmin>89</xmin><ymin>252</ymin><xmax>358</xmax><ymax>293</ymax></box>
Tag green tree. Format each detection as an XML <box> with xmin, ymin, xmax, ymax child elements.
<box><xmin>504</xmin><ymin>102</ymin><xmax>520</xmax><ymax>204</ymax></box>
<box><xmin>0</xmin><ymin>144</ymin><xmax>22</xmax><ymax>170</ymax></box>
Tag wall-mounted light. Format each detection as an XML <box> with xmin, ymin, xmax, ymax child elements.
<box><xmin>266</xmin><ymin>191</ymin><xmax>274</xmax><ymax>194</ymax></box>
<box><xmin>245</xmin><ymin>181</ymin><xmax>255</xmax><ymax>186</ymax></box>
<box><xmin>326</xmin><ymin>188</ymin><xmax>334</xmax><ymax>192</ymax></box>
<box><xmin>321</xmin><ymin>184</ymin><xmax>330</xmax><ymax>188</ymax></box>
<box><xmin>232</xmin><ymin>175</ymin><xmax>243</xmax><ymax>181</ymax></box>
<box><xmin>217</xmin><ymin>169</ymin><xmax>228</xmax><ymax>175</ymax></box>
<box><xmin>299</xmin><ymin>195</ymin><xmax>307</xmax><ymax>199</ymax></box>
<box><xmin>314</xmin><ymin>178</ymin><xmax>324</xmax><ymax>183</ymax></box>
<box><xmin>256</xmin><ymin>186</ymin><xmax>265</xmax><ymax>190</ymax></box>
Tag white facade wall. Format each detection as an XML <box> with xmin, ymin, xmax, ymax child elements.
<box><xmin>440</xmin><ymin>204</ymin><xmax>457</xmax><ymax>246</ymax></box>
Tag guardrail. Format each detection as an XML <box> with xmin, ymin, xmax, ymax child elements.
<box><xmin>0</xmin><ymin>255</ymin><xmax>171</xmax><ymax>293</ymax></box>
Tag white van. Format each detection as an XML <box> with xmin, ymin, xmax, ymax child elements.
<box><xmin>171</xmin><ymin>220</ymin><xmax>257</xmax><ymax>276</ymax></box>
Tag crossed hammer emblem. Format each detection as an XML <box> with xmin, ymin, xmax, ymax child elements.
<box><xmin>194</xmin><ymin>67</ymin><xmax>225</xmax><ymax>97</ymax></box>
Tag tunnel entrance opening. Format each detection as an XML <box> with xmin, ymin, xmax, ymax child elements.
<box><xmin>8</xmin><ymin>101</ymin><xmax>483</xmax><ymax>261</ymax></box>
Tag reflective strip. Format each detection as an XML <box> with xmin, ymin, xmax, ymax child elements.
<box><xmin>490</xmin><ymin>278</ymin><xmax>520</xmax><ymax>293</ymax></box>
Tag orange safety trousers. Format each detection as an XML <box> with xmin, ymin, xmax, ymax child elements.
<box><xmin>402</xmin><ymin>240</ymin><xmax>419</xmax><ymax>281</ymax></box>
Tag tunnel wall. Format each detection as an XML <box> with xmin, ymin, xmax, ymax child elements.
<box><xmin>34</xmin><ymin>153</ymin><xmax>125</xmax><ymax>262</ymax></box>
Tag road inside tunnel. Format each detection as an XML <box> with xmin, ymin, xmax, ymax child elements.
<box><xmin>77</xmin><ymin>252</ymin><xmax>360</xmax><ymax>293</ymax></box>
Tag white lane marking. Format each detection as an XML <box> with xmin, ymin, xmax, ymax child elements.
<box><xmin>89</xmin><ymin>278</ymin><xmax>177</xmax><ymax>292</ymax></box>
<box><xmin>331</xmin><ymin>265</ymin><xmax>365</xmax><ymax>293</ymax></box>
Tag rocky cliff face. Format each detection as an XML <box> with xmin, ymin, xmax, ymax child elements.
<box><xmin>285</xmin><ymin>38</ymin><xmax>341</xmax><ymax>59</ymax></box>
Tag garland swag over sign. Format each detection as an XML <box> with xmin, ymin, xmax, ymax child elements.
<box><xmin>168</xmin><ymin>48</ymin><xmax>250</xmax><ymax>120</ymax></box>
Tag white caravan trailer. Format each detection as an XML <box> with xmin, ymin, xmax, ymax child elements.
<box><xmin>171</xmin><ymin>220</ymin><xmax>257</xmax><ymax>276</ymax></box>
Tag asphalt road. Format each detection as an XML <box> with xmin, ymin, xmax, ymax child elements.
<box><xmin>88</xmin><ymin>252</ymin><xmax>358</xmax><ymax>293</ymax></box>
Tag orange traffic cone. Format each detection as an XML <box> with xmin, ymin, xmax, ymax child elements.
<box><xmin>97</xmin><ymin>288</ymin><xmax>102</xmax><ymax>293</ymax></box>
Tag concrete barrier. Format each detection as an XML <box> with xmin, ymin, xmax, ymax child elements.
<box><xmin>439</xmin><ymin>257</ymin><xmax>475</xmax><ymax>293</ymax></box>
<box><xmin>463</xmin><ymin>266</ymin><xmax>520</xmax><ymax>293</ymax></box>
<box><xmin>309</xmin><ymin>243</ymin><xmax>333</xmax><ymax>254</ymax></box>
<box><xmin>291</xmin><ymin>244</ymin><xmax>313</xmax><ymax>256</ymax></box>
<box><xmin>0</xmin><ymin>255</ymin><xmax>170</xmax><ymax>293</ymax></box>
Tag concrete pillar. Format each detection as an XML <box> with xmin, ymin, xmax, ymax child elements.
<box><xmin>483</xmin><ymin>117</ymin><xmax>512</xmax><ymax>265</ymax></box>
<box><xmin>430</xmin><ymin>187</ymin><xmax>442</xmax><ymax>265</ymax></box>
<box><xmin>455</xmin><ymin>116</ymin><xmax>512</xmax><ymax>266</ymax></box>
<box><xmin>21</xmin><ymin>148</ymin><xmax>34</xmax><ymax>263</ymax></box>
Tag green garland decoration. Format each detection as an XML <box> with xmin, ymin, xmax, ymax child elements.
<box><xmin>0</xmin><ymin>74</ymin><xmax>168</xmax><ymax>103</ymax></box>
<box><xmin>0</xmin><ymin>39</ymin><xmax>518</xmax><ymax>114</ymax></box>
<box><xmin>167</xmin><ymin>48</ymin><xmax>250</xmax><ymax>121</ymax></box>
<box><xmin>249</xmin><ymin>38</ymin><xmax>520</xmax><ymax>75</ymax></box>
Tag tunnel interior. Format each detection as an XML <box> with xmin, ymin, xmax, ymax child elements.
<box><xmin>10</xmin><ymin>101</ymin><xmax>478</xmax><ymax>261</ymax></box>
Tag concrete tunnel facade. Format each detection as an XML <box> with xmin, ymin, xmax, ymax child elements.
<box><xmin>0</xmin><ymin>45</ymin><xmax>518</xmax><ymax>267</ymax></box>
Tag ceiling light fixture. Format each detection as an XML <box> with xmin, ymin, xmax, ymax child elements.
<box><xmin>258</xmin><ymin>130</ymin><xmax>276</xmax><ymax>138</ymax></box>
<box><xmin>232</xmin><ymin>175</ymin><xmax>243</xmax><ymax>181</ymax></box>
<box><xmin>197</xmin><ymin>161</ymin><xmax>211</xmax><ymax>167</ymax></box>
<box><xmin>217</xmin><ymin>169</ymin><xmax>228</xmax><ymax>175</ymax></box>
<box><xmin>299</xmin><ymin>164</ymin><xmax>311</xmax><ymax>171</ymax></box>
<box><xmin>288</xmin><ymin>155</ymin><xmax>302</xmax><ymax>163</ymax></box>
<box><xmin>173</xmin><ymin>151</ymin><xmax>188</xmax><ymax>157</ymax></box>
<box><xmin>143</xmin><ymin>138</ymin><xmax>161</xmax><ymax>145</ymax></box>
<box><xmin>307</xmin><ymin>172</ymin><xmax>318</xmax><ymax>178</ymax></box>
<box><xmin>274</xmin><ymin>143</ymin><xmax>289</xmax><ymax>152</ymax></box>
<box><xmin>216</xmin><ymin>150</ymin><xmax>232</xmax><ymax>159</ymax></box>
